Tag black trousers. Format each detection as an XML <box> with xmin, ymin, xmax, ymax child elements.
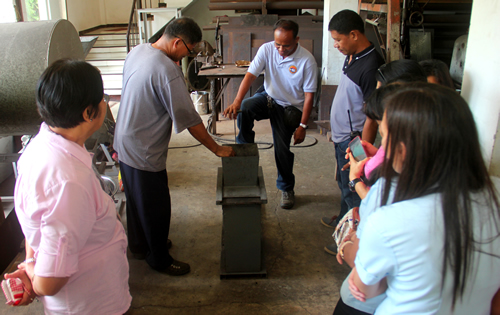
<box><xmin>120</xmin><ymin>161</ymin><xmax>173</xmax><ymax>270</ymax></box>
<box><xmin>333</xmin><ymin>297</ymin><xmax>372</xmax><ymax>315</ymax></box>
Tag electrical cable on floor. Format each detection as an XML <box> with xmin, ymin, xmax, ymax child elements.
<box><xmin>206</xmin><ymin>115</ymin><xmax>319</xmax><ymax>149</ymax></box>
<box><xmin>206</xmin><ymin>115</ymin><xmax>274</xmax><ymax>150</ymax></box>
<box><xmin>292</xmin><ymin>135</ymin><xmax>318</xmax><ymax>148</ymax></box>
<box><xmin>167</xmin><ymin>113</ymin><xmax>319</xmax><ymax>150</ymax></box>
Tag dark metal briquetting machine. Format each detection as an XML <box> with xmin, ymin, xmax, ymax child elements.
<box><xmin>216</xmin><ymin>144</ymin><xmax>267</xmax><ymax>278</ymax></box>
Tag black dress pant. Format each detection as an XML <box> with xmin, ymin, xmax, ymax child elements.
<box><xmin>120</xmin><ymin>161</ymin><xmax>173</xmax><ymax>270</ymax></box>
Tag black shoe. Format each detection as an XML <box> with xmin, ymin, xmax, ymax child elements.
<box><xmin>160</xmin><ymin>260</ymin><xmax>191</xmax><ymax>276</ymax></box>
<box><xmin>324</xmin><ymin>244</ymin><xmax>338</xmax><ymax>256</ymax></box>
<box><xmin>281</xmin><ymin>190</ymin><xmax>295</xmax><ymax>209</ymax></box>
<box><xmin>321</xmin><ymin>216</ymin><xmax>338</xmax><ymax>228</ymax></box>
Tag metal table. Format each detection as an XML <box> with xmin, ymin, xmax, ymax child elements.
<box><xmin>197</xmin><ymin>65</ymin><xmax>250</xmax><ymax>134</ymax></box>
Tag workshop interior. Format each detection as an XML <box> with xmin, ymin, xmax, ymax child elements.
<box><xmin>1</xmin><ymin>0</ymin><xmax>498</xmax><ymax>314</ymax></box>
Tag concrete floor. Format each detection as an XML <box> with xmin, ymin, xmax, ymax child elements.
<box><xmin>1</xmin><ymin>115</ymin><xmax>350</xmax><ymax>314</ymax></box>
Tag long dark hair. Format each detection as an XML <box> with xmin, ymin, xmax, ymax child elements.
<box><xmin>363</xmin><ymin>82</ymin><xmax>402</xmax><ymax>121</ymax></box>
<box><xmin>419</xmin><ymin>59</ymin><xmax>456</xmax><ymax>89</ymax></box>
<box><xmin>375</xmin><ymin>59</ymin><xmax>427</xmax><ymax>85</ymax></box>
<box><xmin>380</xmin><ymin>82</ymin><xmax>500</xmax><ymax>306</ymax></box>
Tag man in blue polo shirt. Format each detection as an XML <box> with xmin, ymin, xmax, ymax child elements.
<box><xmin>322</xmin><ymin>10</ymin><xmax>384</xmax><ymax>254</ymax></box>
<box><xmin>223</xmin><ymin>19</ymin><xmax>318</xmax><ymax>209</ymax></box>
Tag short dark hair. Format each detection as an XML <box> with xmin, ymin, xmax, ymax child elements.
<box><xmin>36</xmin><ymin>59</ymin><xmax>103</xmax><ymax>129</ymax></box>
<box><xmin>163</xmin><ymin>17</ymin><xmax>202</xmax><ymax>45</ymax></box>
<box><xmin>419</xmin><ymin>59</ymin><xmax>455</xmax><ymax>89</ymax></box>
<box><xmin>328</xmin><ymin>10</ymin><xmax>364</xmax><ymax>35</ymax></box>
<box><xmin>376</xmin><ymin>59</ymin><xmax>427</xmax><ymax>85</ymax></box>
<box><xmin>273</xmin><ymin>19</ymin><xmax>299</xmax><ymax>38</ymax></box>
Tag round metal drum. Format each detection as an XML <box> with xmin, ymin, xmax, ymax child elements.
<box><xmin>0</xmin><ymin>19</ymin><xmax>84</xmax><ymax>136</ymax></box>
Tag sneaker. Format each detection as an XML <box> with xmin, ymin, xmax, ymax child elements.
<box><xmin>321</xmin><ymin>216</ymin><xmax>338</xmax><ymax>228</ymax></box>
<box><xmin>160</xmin><ymin>260</ymin><xmax>191</xmax><ymax>276</ymax></box>
<box><xmin>281</xmin><ymin>190</ymin><xmax>295</xmax><ymax>209</ymax></box>
<box><xmin>324</xmin><ymin>243</ymin><xmax>338</xmax><ymax>256</ymax></box>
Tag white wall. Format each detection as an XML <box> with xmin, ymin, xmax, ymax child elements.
<box><xmin>101</xmin><ymin>0</ymin><xmax>132</xmax><ymax>25</ymax></box>
<box><xmin>0</xmin><ymin>1</ymin><xmax>17</xmax><ymax>23</ymax></box>
<box><xmin>322</xmin><ymin>0</ymin><xmax>358</xmax><ymax>85</ymax></box>
<box><xmin>48</xmin><ymin>0</ymin><xmax>67</xmax><ymax>20</ymax></box>
<box><xmin>460</xmin><ymin>0</ymin><xmax>500</xmax><ymax>175</ymax></box>
<box><xmin>66</xmin><ymin>0</ymin><xmax>132</xmax><ymax>32</ymax></box>
<box><xmin>67</xmin><ymin>0</ymin><xmax>102</xmax><ymax>31</ymax></box>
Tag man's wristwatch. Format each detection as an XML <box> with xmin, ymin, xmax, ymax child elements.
<box><xmin>348</xmin><ymin>178</ymin><xmax>363</xmax><ymax>192</ymax></box>
<box><xmin>299</xmin><ymin>123</ymin><xmax>308</xmax><ymax>129</ymax></box>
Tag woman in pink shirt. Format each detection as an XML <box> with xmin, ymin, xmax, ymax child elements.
<box><xmin>4</xmin><ymin>59</ymin><xmax>131</xmax><ymax>314</ymax></box>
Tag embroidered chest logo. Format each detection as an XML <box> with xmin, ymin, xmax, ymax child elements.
<box><xmin>289</xmin><ymin>66</ymin><xmax>297</xmax><ymax>74</ymax></box>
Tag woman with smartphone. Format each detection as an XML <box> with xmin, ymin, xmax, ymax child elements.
<box><xmin>333</xmin><ymin>84</ymin><xmax>399</xmax><ymax>314</ymax></box>
<box><xmin>332</xmin><ymin>61</ymin><xmax>428</xmax><ymax>314</ymax></box>
<box><xmin>347</xmin><ymin>83</ymin><xmax>500</xmax><ymax>314</ymax></box>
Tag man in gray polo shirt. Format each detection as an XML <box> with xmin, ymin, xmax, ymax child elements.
<box><xmin>114</xmin><ymin>17</ymin><xmax>234</xmax><ymax>276</ymax></box>
<box><xmin>223</xmin><ymin>19</ymin><xmax>318</xmax><ymax>209</ymax></box>
<box><xmin>322</xmin><ymin>10</ymin><xmax>384</xmax><ymax>255</ymax></box>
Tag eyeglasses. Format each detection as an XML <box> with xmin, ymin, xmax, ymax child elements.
<box><xmin>377</xmin><ymin>67</ymin><xmax>387</xmax><ymax>83</ymax></box>
<box><xmin>176</xmin><ymin>37</ymin><xmax>195</xmax><ymax>55</ymax></box>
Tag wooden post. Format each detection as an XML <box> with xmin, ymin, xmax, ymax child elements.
<box><xmin>387</xmin><ymin>0</ymin><xmax>401</xmax><ymax>62</ymax></box>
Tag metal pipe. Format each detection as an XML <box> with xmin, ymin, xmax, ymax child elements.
<box><xmin>211</xmin><ymin>15</ymin><xmax>323</xmax><ymax>23</ymax></box>
<box><xmin>208</xmin><ymin>2</ymin><xmax>324</xmax><ymax>10</ymax></box>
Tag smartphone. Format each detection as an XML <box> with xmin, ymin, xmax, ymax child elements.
<box><xmin>348</xmin><ymin>136</ymin><xmax>367</xmax><ymax>162</ymax></box>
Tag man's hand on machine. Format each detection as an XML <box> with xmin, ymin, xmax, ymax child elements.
<box><xmin>223</xmin><ymin>101</ymin><xmax>241</xmax><ymax>120</ymax></box>
<box><xmin>215</xmin><ymin>145</ymin><xmax>236</xmax><ymax>157</ymax></box>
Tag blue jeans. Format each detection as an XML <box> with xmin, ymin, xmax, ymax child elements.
<box><xmin>237</xmin><ymin>91</ymin><xmax>297</xmax><ymax>192</ymax></box>
<box><xmin>335</xmin><ymin>139</ymin><xmax>361</xmax><ymax>224</ymax></box>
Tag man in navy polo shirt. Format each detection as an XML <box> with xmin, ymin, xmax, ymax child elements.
<box><xmin>223</xmin><ymin>19</ymin><xmax>318</xmax><ymax>210</ymax></box>
<box><xmin>322</xmin><ymin>10</ymin><xmax>384</xmax><ymax>254</ymax></box>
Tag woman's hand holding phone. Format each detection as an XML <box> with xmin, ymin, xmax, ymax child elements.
<box><xmin>342</xmin><ymin>138</ymin><xmax>378</xmax><ymax>172</ymax></box>
<box><xmin>345</xmin><ymin>140</ymin><xmax>378</xmax><ymax>160</ymax></box>
<box><xmin>348</xmin><ymin>151</ymin><xmax>370</xmax><ymax>181</ymax></box>
<box><xmin>361</xmin><ymin>140</ymin><xmax>378</xmax><ymax>158</ymax></box>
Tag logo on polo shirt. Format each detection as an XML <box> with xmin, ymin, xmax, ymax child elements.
<box><xmin>289</xmin><ymin>66</ymin><xmax>297</xmax><ymax>74</ymax></box>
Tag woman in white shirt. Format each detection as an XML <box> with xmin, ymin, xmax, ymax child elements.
<box><xmin>348</xmin><ymin>82</ymin><xmax>500</xmax><ymax>314</ymax></box>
